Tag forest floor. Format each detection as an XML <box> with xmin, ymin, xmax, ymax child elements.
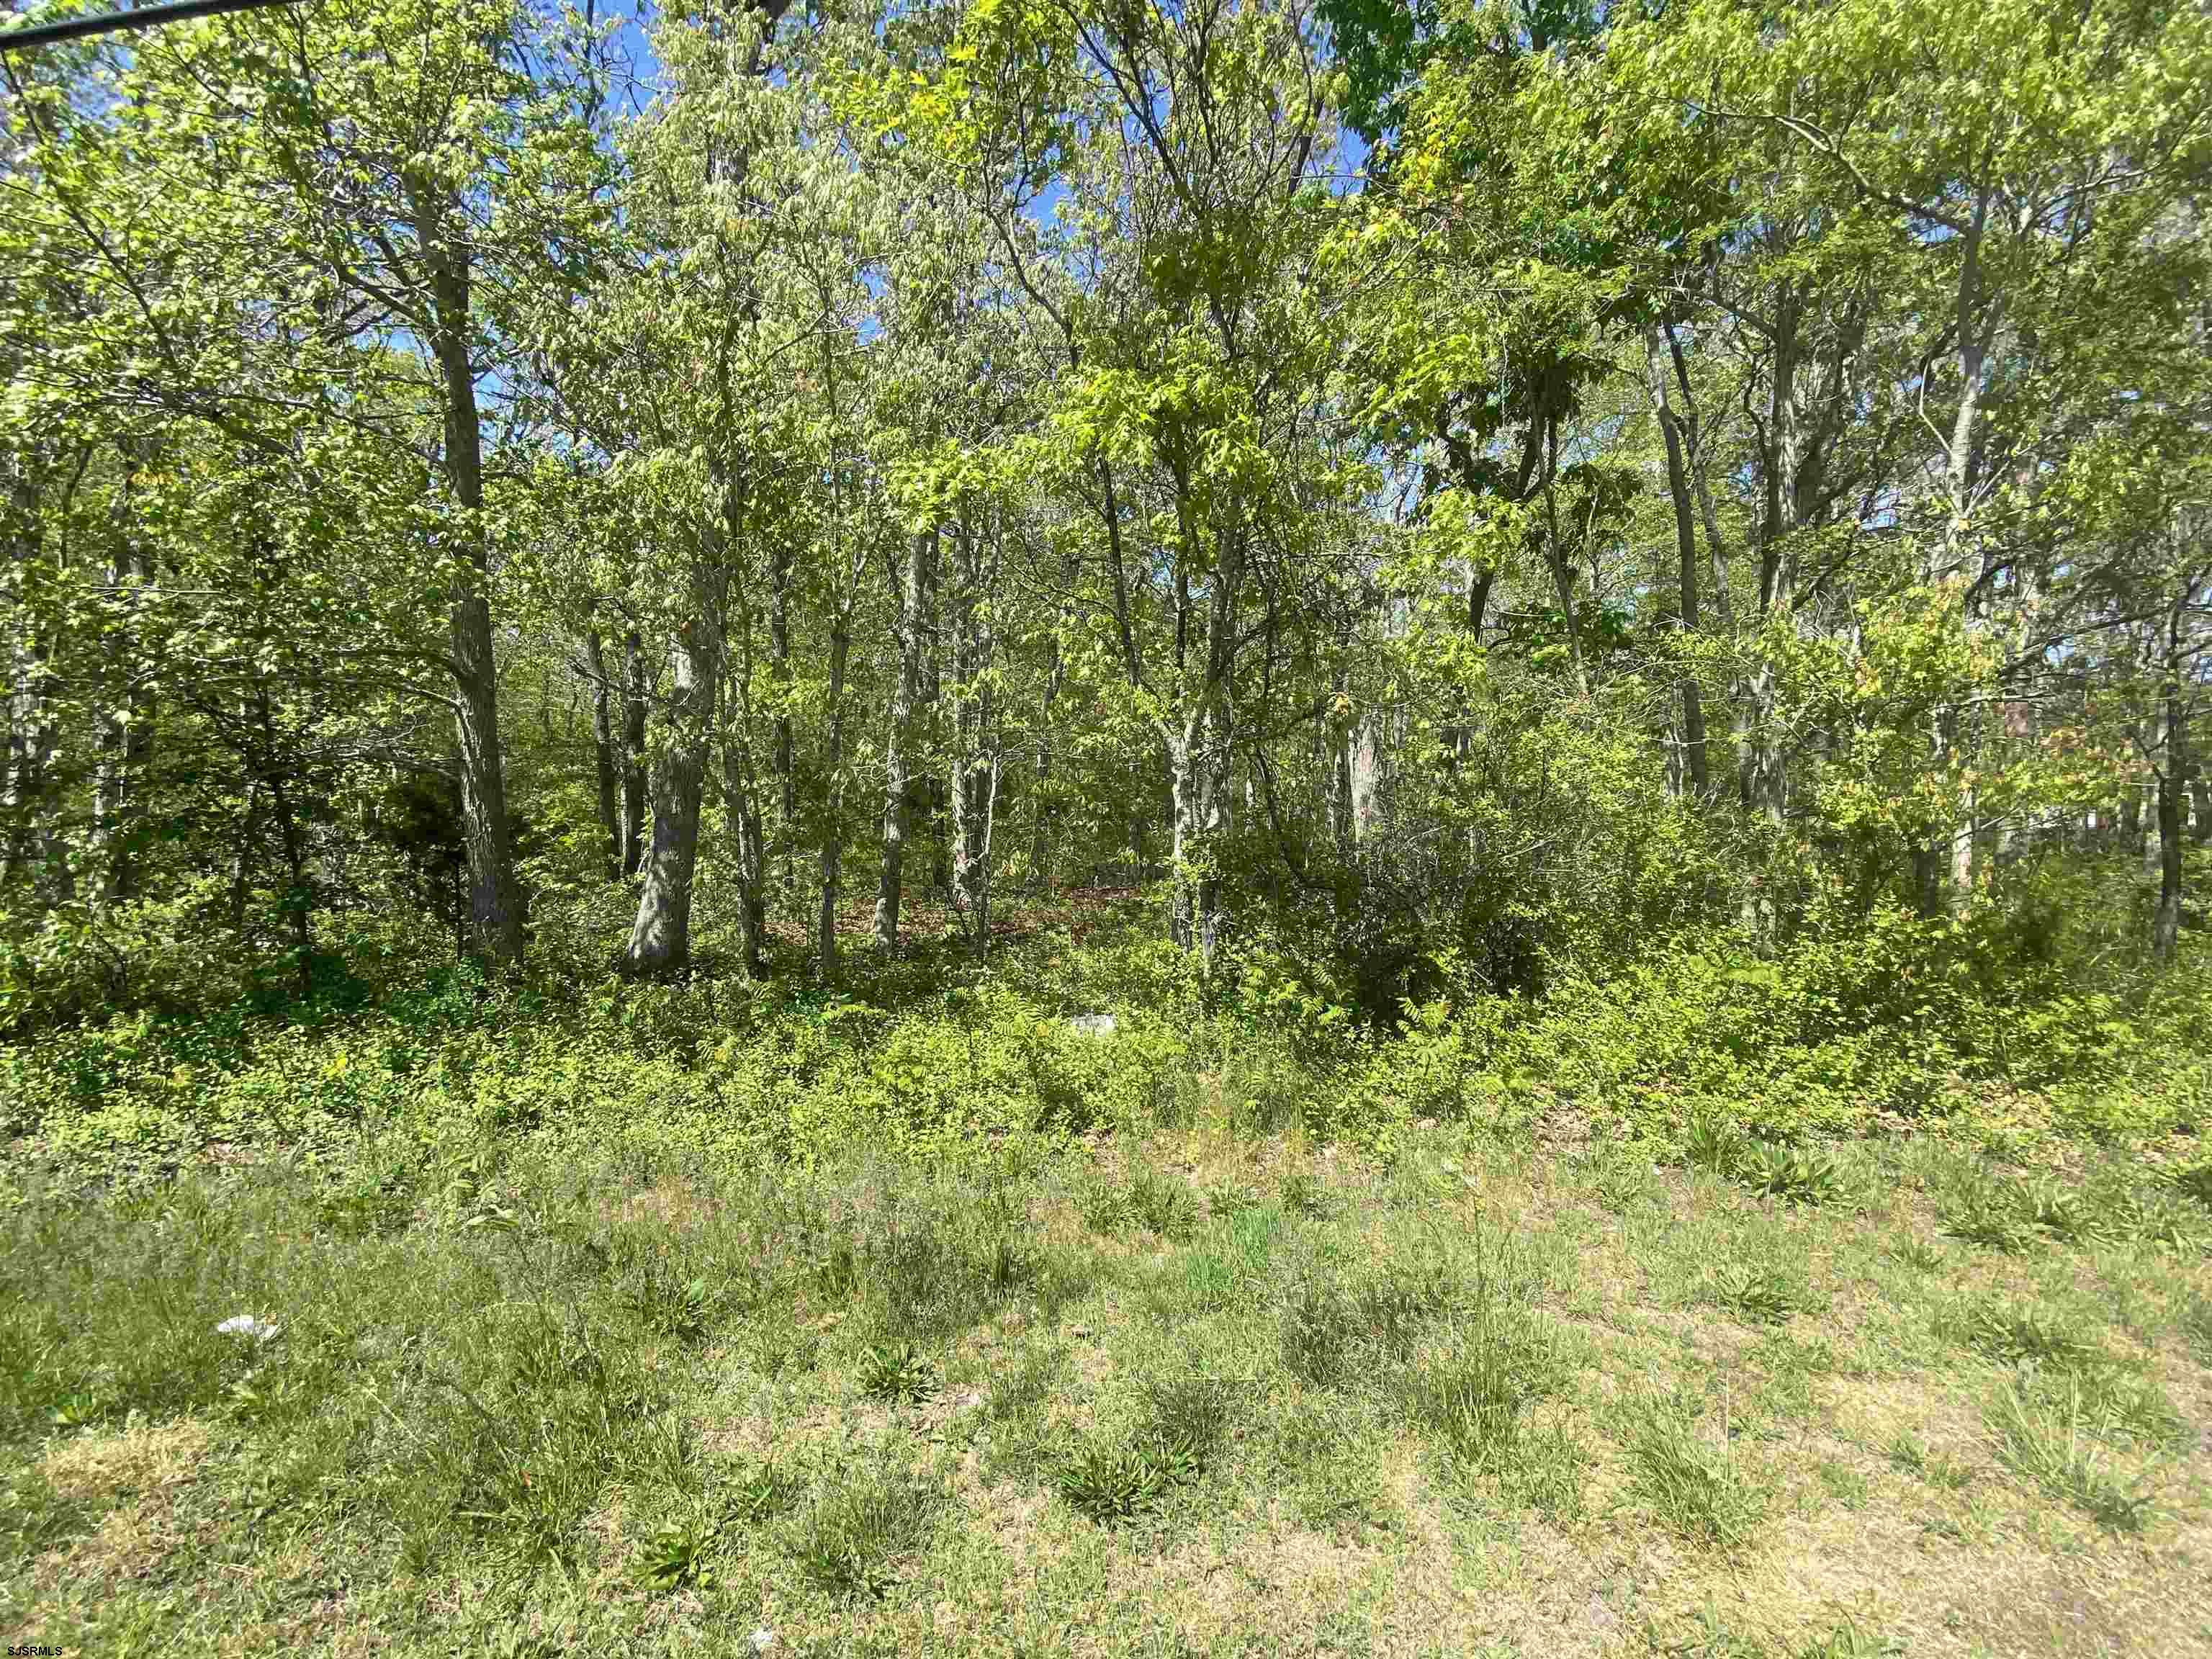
<box><xmin>6</xmin><ymin>1107</ymin><xmax>2211</xmax><ymax>1658</ymax></box>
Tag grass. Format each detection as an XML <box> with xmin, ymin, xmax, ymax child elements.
<box><xmin>788</xmin><ymin>1462</ymin><xmax>938</xmax><ymax>1598</ymax></box>
<box><xmin>1987</xmin><ymin>1378</ymin><xmax>2160</xmax><ymax>1532</ymax></box>
<box><xmin>3</xmin><ymin>1100</ymin><xmax>2209</xmax><ymax>1655</ymax></box>
<box><xmin>1622</xmin><ymin>1396</ymin><xmax>1768</xmax><ymax>1547</ymax></box>
<box><xmin>1706</xmin><ymin>1260</ymin><xmax>1815</xmax><ymax>1324</ymax></box>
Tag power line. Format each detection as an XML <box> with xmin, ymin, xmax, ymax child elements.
<box><xmin>0</xmin><ymin>0</ymin><xmax>307</xmax><ymax>55</ymax></box>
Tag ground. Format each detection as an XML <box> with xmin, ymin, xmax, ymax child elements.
<box><xmin>4</xmin><ymin>1110</ymin><xmax>2210</xmax><ymax>1658</ymax></box>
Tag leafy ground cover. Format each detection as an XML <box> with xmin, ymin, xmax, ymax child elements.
<box><xmin>5</xmin><ymin>1075</ymin><xmax>2210</xmax><ymax>1657</ymax></box>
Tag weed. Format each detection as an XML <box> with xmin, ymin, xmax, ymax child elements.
<box><xmin>1705</xmin><ymin>1262</ymin><xmax>1809</xmax><ymax>1325</ymax></box>
<box><xmin>752</xmin><ymin>1322</ymin><xmax>820</xmax><ymax>1378</ymax></box>
<box><xmin>318</xmin><ymin>1165</ymin><xmax>415</xmax><ymax>1238</ymax></box>
<box><xmin>1815</xmin><ymin>1459</ymin><xmax>1869</xmax><ymax>1509</ymax></box>
<box><xmin>1939</xmin><ymin>1184</ymin><xmax>2037</xmax><ymax>1252</ymax></box>
<box><xmin>1497</xmin><ymin>1413</ymin><xmax>1588</xmax><ymax>1518</ymax></box>
<box><xmin>718</xmin><ymin>1457</ymin><xmax>804</xmax><ymax>1526</ymax></box>
<box><xmin>1796</xmin><ymin>1619</ymin><xmax>1903</xmax><ymax>1658</ymax></box>
<box><xmin>1354</xmin><ymin>1258</ymin><xmax>1459</xmax><ymax>1357</ymax></box>
<box><xmin>1886</xmin><ymin>1432</ymin><xmax>1974</xmax><ymax>1491</ymax></box>
<box><xmin>2075</xmin><ymin>1368</ymin><xmax>2188</xmax><ymax>1449</ymax></box>
<box><xmin>624</xmin><ymin>1256</ymin><xmax>714</xmax><ymax>1341</ymax></box>
<box><xmin>2171</xmin><ymin>1161</ymin><xmax>2212</xmax><ymax>1209</ymax></box>
<box><xmin>1401</xmin><ymin>1309</ymin><xmax>1559</xmax><ymax>1473</ymax></box>
<box><xmin>634</xmin><ymin>1511</ymin><xmax>719</xmax><ymax>1591</ymax></box>
<box><xmin>788</xmin><ymin>1467</ymin><xmax>933</xmax><ymax>1598</ymax></box>
<box><xmin>980</xmin><ymin>1231</ymin><xmax>1030</xmax><ymax>1295</ymax></box>
<box><xmin>1589</xmin><ymin>1153</ymin><xmax>1659</xmax><ymax>1213</ymax></box>
<box><xmin>1127</xmin><ymin>1168</ymin><xmax>1200</xmax><ymax>1238</ymax></box>
<box><xmin>639</xmin><ymin>1409</ymin><xmax>701</xmax><ymax>1493</ymax></box>
<box><xmin>1742</xmin><ymin>1141</ymin><xmax>1843</xmax><ymax>1206</ymax></box>
<box><xmin>858</xmin><ymin>1340</ymin><xmax>937</xmax><ymax>1406</ymax></box>
<box><xmin>815</xmin><ymin>1237</ymin><xmax>863</xmax><ymax>1300</ymax></box>
<box><xmin>2103</xmin><ymin>1184</ymin><xmax>2205</xmax><ymax>1251</ymax></box>
<box><xmin>1279</xmin><ymin>1170</ymin><xmax>1328</xmax><ymax>1217</ymax></box>
<box><xmin>1889</xmin><ymin>1237</ymin><xmax>1943</xmax><ymax>1272</ymax></box>
<box><xmin>1624</xmin><ymin>1403</ymin><xmax>1766</xmax><ymax>1547</ymax></box>
<box><xmin>1138</xmin><ymin>1371</ymin><xmax>1233</xmax><ymax>1466</ymax></box>
<box><xmin>2180</xmin><ymin>1288</ymin><xmax>2212</xmax><ymax>1359</ymax></box>
<box><xmin>1053</xmin><ymin>1434</ymin><xmax>1179</xmax><ymax>1522</ymax></box>
<box><xmin>1987</xmin><ymin>1377</ymin><xmax>2156</xmax><ymax>1532</ymax></box>
<box><xmin>1684</xmin><ymin>1115</ymin><xmax>1743</xmax><ymax>1178</ymax></box>
<box><xmin>2015</xmin><ymin>1176</ymin><xmax>2089</xmax><ymax>1243</ymax></box>
<box><xmin>1203</xmin><ymin>1182</ymin><xmax>1258</xmax><ymax>1219</ymax></box>
<box><xmin>1272</xmin><ymin>1408</ymin><xmax>1388</xmax><ymax>1534</ymax></box>
<box><xmin>1051</xmin><ymin>1372</ymin><xmax>1231</xmax><ymax>1524</ymax></box>
<box><xmin>1946</xmin><ymin>1298</ymin><xmax>2104</xmax><ymax>1371</ymax></box>
<box><xmin>1280</xmin><ymin>1275</ymin><xmax>1355</xmax><ymax>1385</ymax></box>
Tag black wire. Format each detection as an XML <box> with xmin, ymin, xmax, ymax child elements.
<box><xmin>0</xmin><ymin>0</ymin><xmax>306</xmax><ymax>54</ymax></box>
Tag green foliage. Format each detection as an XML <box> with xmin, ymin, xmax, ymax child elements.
<box><xmin>1051</xmin><ymin>1372</ymin><xmax>1233</xmax><ymax>1525</ymax></box>
<box><xmin>787</xmin><ymin>1464</ymin><xmax>936</xmax><ymax>1599</ymax></box>
<box><xmin>1400</xmin><ymin>1309</ymin><xmax>1562</xmax><ymax>1472</ymax></box>
<box><xmin>1623</xmin><ymin>1400</ymin><xmax>1767</xmax><ymax>1548</ymax></box>
<box><xmin>1705</xmin><ymin>1263</ymin><xmax>1812</xmax><ymax>1326</ymax></box>
<box><xmin>1739</xmin><ymin>1142</ymin><xmax>1846</xmax><ymax>1207</ymax></box>
<box><xmin>858</xmin><ymin>1340</ymin><xmax>937</xmax><ymax>1406</ymax></box>
<box><xmin>1987</xmin><ymin>1378</ymin><xmax>2158</xmax><ymax>1532</ymax></box>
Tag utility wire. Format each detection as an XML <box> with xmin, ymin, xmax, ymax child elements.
<box><xmin>1</xmin><ymin>0</ymin><xmax>306</xmax><ymax>55</ymax></box>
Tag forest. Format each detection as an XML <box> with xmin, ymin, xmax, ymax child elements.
<box><xmin>5</xmin><ymin>0</ymin><xmax>2212</xmax><ymax>1652</ymax></box>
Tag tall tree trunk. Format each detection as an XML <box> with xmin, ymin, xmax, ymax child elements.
<box><xmin>724</xmin><ymin>737</ymin><xmax>768</xmax><ymax>980</ymax></box>
<box><xmin>3</xmin><ymin>452</ymin><xmax>65</xmax><ymax>900</ymax></box>
<box><xmin>770</xmin><ymin>535</ymin><xmax>796</xmax><ymax>907</ymax></box>
<box><xmin>623</xmin><ymin>595</ymin><xmax>719</xmax><ymax>979</ymax></box>
<box><xmin>2154</xmin><ymin>728</ymin><xmax>2184</xmax><ymax>966</ymax></box>
<box><xmin>949</xmin><ymin>519</ymin><xmax>999</xmax><ymax>962</ymax></box>
<box><xmin>621</xmin><ymin>628</ymin><xmax>648</xmax><ymax>878</ymax></box>
<box><xmin>1923</xmin><ymin>192</ymin><xmax>1997</xmax><ymax>913</ymax></box>
<box><xmin>585</xmin><ymin>625</ymin><xmax>622</xmax><ymax>881</ymax></box>
<box><xmin>253</xmin><ymin>684</ymin><xmax>313</xmax><ymax>999</ymax></box>
<box><xmin>416</xmin><ymin>184</ymin><xmax>524</xmax><ymax>968</ymax></box>
<box><xmin>92</xmin><ymin>449</ymin><xmax>157</xmax><ymax>907</ymax></box>
<box><xmin>815</xmin><ymin>596</ymin><xmax>853</xmax><ymax>981</ymax></box>
<box><xmin>2154</xmin><ymin>599</ymin><xmax>2188</xmax><ymax>963</ymax></box>
<box><xmin>1645</xmin><ymin>325</ymin><xmax>1709</xmax><ymax>796</ymax></box>
<box><xmin>1538</xmin><ymin>415</ymin><xmax>1589</xmax><ymax>698</ymax></box>
<box><xmin>1031</xmin><ymin>609</ymin><xmax>1066</xmax><ymax>894</ymax></box>
<box><xmin>1167</xmin><ymin>723</ymin><xmax>1200</xmax><ymax>950</ymax></box>
<box><xmin>875</xmin><ymin>527</ymin><xmax>933</xmax><ymax>953</ymax></box>
<box><xmin>1187</xmin><ymin>524</ymin><xmax>1245</xmax><ymax>965</ymax></box>
<box><xmin>228</xmin><ymin>778</ymin><xmax>262</xmax><ymax>936</ymax></box>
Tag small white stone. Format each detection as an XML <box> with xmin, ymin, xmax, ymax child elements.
<box><xmin>750</xmin><ymin>1629</ymin><xmax>775</xmax><ymax>1654</ymax></box>
<box><xmin>216</xmin><ymin>1315</ymin><xmax>281</xmax><ymax>1342</ymax></box>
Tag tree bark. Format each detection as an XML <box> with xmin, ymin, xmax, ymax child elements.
<box><xmin>724</xmin><ymin>734</ymin><xmax>768</xmax><ymax>980</ymax></box>
<box><xmin>2</xmin><ymin>451</ymin><xmax>65</xmax><ymax>901</ymax></box>
<box><xmin>815</xmin><ymin>592</ymin><xmax>854</xmax><ymax>981</ymax></box>
<box><xmin>875</xmin><ymin>526</ymin><xmax>933</xmax><ymax>952</ymax></box>
<box><xmin>585</xmin><ymin>625</ymin><xmax>622</xmax><ymax>881</ymax></box>
<box><xmin>252</xmin><ymin>684</ymin><xmax>313</xmax><ymax>999</ymax></box>
<box><xmin>949</xmin><ymin>518</ymin><xmax>999</xmax><ymax>961</ymax></box>
<box><xmin>770</xmin><ymin>534</ymin><xmax>796</xmax><ymax>907</ymax></box>
<box><xmin>1538</xmin><ymin>415</ymin><xmax>1589</xmax><ymax>698</ymax></box>
<box><xmin>415</xmin><ymin>183</ymin><xmax>525</xmax><ymax>968</ymax></box>
<box><xmin>2154</xmin><ymin>599</ymin><xmax>2189</xmax><ymax>963</ymax></box>
<box><xmin>718</xmin><ymin>536</ymin><xmax>769</xmax><ymax>979</ymax></box>
<box><xmin>1645</xmin><ymin>324</ymin><xmax>1709</xmax><ymax>796</ymax></box>
<box><xmin>621</xmin><ymin>628</ymin><xmax>648</xmax><ymax>878</ymax></box>
<box><xmin>622</xmin><ymin>593</ymin><xmax>719</xmax><ymax>979</ymax></box>
<box><xmin>228</xmin><ymin>778</ymin><xmax>262</xmax><ymax>936</ymax></box>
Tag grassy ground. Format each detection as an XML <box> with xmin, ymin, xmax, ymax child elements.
<box><xmin>4</xmin><ymin>1104</ymin><xmax>2211</xmax><ymax>1658</ymax></box>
